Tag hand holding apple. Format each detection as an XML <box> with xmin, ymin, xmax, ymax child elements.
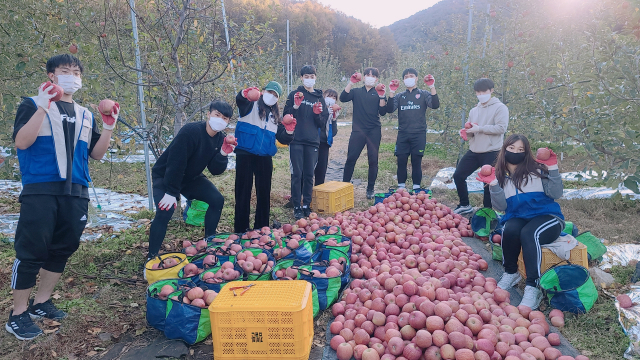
<box><xmin>35</xmin><ymin>82</ymin><xmax>62</xmax><ymax>112</ymax></box>
<box><xmin>424</xmin><ymin>74</ymin><xmax>435</xmax><ymax>88</ymax></box>
<box><xmin>535</xmin><ymin>148</ymin><xmax>557</xmax><ymax>166</ymax></box>
<box><xmin>466</xmin><ymin>122</ymin><xmax>480</xmax><ymax>134</ymax></box>
<box><xmin>293</xmin><ymin>92</ymin><xmax>304</xmax><ymax>109</ymax></box>
<box><xmin>313</xmin><ymin>102</ymin><xmax>323</xmax><ymax>115</ymax></box>
<box><xmin>459</xmin><ymin>128</ymin><xmax>468</xmax><ymax>141</ymax></box>
<box><xmin>242</xmin><ymin>87</ymin><xmax>261</xmax><ymax>101</ymax></box>
<box><xmin>221</xmin><ymin>134</ymin><xmax>237</xmax><ymax>156</ymax></box>
<box><xmin>282</xmin><ymin>114</ymin><xmax>297</xmax><ymax>133</ymax></box>
<box><xmin>350</xmin><ymin>72</ymin><xmax>362</xmax><ymax>84</ymax></box>
<box><xmin>375</xmin><ymin>83</ymin><xmax>386</xmax><ymax>97</ymax></box>
<box><xmin>476</xmin><ymin>165</ymin><xmax>496</xmax><ymax>184</ymax></box>
<box><xmin>389</xmin><ymin>79</ymin><xmax>400</xmax><ymax>92</ymax></box>
<box><xmin>99</xmin><ymin>99</ymin><xmax>119</xmax><ymax>130</ymax></box>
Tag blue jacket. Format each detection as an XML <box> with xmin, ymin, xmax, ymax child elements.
<box><xmin>490</xmin><ymin>167</ymin><xmax>565</xmax><ymax>225</ymax></box>
<box><xmin>17</xmin><ymin>97</ymin><xmax>93</xmax><ymax>187</ymax></box>
<box><xmin>235</xmin><ymin>91</ymin><xmax>293</xmax><ymax>156</ymax></box>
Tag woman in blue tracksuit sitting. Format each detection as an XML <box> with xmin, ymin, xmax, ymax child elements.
<box><xmin>476</xmin><ymin>134</ymin><xmax>564</xmax><ymax>309</ymax></box>
<box><xmin>234</xmin><ymin>81</ymin><xmax>296</xmax><ymax>233</ymax></box>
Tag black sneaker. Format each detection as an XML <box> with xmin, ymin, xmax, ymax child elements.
<box><xmin>293</xmin><ymin>207</ymin><xmax>304</xmax><ymax>220</ymax></box>
<box><xmin>5</xmin><ymin>310</ymin><xmax>43</xmax><ymax>340</ymax></box>
<box><xmin>28</xmin><ymin>299</ymin><xmax>67</xmax><ymax>321</ymax></box>
<box><xmin>302</xmin><ymin>206</ymin><xmax>311</xmax><ymax>218</ymax></box>
<box><xmin>366</xmin><ymin>189</ymin><xmax>375</xmax><ymax>200</ymax></box>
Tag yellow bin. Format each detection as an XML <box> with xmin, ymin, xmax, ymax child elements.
<box><xmin>517</xmin><ymin>242</ymin><xmax>589</xmax><ymax>278</ymax></box>
<box><xmin>144</xmin><ymin>252</ymin><xmax>189</xmax><ymax>285</ymax></box>
<box><xmin>311</xmin><ymin>181</ymin><xmax>354</xmax><ymax>214</ymax></box>
<box><xmin>209</xmin><ymin>280</ymin><xmax>313</xmax><ymax>360</ymax></box>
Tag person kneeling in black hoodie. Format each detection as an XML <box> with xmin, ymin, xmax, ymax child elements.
<box><xmin>147</xmin><ymin>100</ymin><xmax>235</xmax><ymax>259</ymax></box>
<box><xmin>284</xmin><ymin>65</ymin><xmax>329</xmax><ymax>219</ymax></box>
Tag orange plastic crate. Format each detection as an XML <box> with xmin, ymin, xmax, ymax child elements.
<box><xmin>517</xmin><ymin>242</ymin><xmax>588</xmax><ymax>278</ymax></box>
<box><xmin>311</xmin><ymin>181</ymin><xmax>354</xmax><ymax>214</ymax></box>
<box><xmin>209</xmin><ymin>280</ymin><xmax>313</xmax><ymax>360</ymax></box>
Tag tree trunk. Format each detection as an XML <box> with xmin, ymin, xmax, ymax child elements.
<box><xmin>174</xmin><ymin>95</ymin><xmax>186</xmax><ymax>137</ymax></box>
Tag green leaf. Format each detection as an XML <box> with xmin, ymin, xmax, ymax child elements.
<box><xmin>624</xmin><ymin>177</ymin><xmax>640</xmax><ymax>194</ymax></box>
<box><xmin>15</xmin><ymin>61</ymin><xmax>25</xmax><ymax>71</ymax></box>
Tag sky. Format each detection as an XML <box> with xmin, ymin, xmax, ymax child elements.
<box><xmin>316</xmin><ymin>0</ymin><xmax>442</xmax><ymax>28</ymax></box>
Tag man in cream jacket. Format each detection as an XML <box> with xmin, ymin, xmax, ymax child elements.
<box><xmin>453</xmin><ymin>78</ymin><xmax>509</xmax><ymax>215</ymax></box>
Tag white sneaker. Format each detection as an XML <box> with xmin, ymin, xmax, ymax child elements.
<box><xmin>519</xmin><ymin>286</ymin><xmax>543</xmax><ymax>309</ymax></box>
<box><xmin>453</xmin><ymin>205</ymin><xmax>473</xmax><ymax>215</ymax></box>
<box><xmin>497</xmin><ymin>272</ymin><xmax>522</xmax><ymax>290</ymax></box>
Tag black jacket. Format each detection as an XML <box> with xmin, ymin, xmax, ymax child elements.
<box><xmin>386</xmin><ymin>89</ymin><xmax>440</xmax><ymax>133</ymax></box>
<box><xmin>283</xmin><ymin>85</ymin><xmax>329</xmax><ymax>147</ymax></box>
<box><xmin>152</xmin><ymin>122</ymin><xmax>228</xmax><ymax>197</ymax></box>
<box><xmin>340</xmin><ymin>86</ymin><xmax>387</xmax><ymax>132</ymax></box>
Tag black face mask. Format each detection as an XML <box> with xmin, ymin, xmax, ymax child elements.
<box><xmin>505</xmin><ymin>150</ymin><xmax>526</xmax><ymax>165</ymax></box>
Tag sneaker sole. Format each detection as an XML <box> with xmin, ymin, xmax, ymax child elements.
<box><xmin>454</xmin><ymin>209</ymin><xmax>474</xmax><ymax>215</ymax></box>
<box><xmin>519</xmin><ymin>295</ymin><xmax>543</xmax><ymax>310</ymax></box>
<box><xmin>28</xmin><ymin>312</ymin><xmax>67</xmax><ymax>321</ymax></box>
<box><xmin>5</xmin><ymin>323</ymin><xmax>42</xmax><ymax>341</ymax></box>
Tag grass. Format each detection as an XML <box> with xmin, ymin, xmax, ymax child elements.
<box><xmin>0</xmin><ymin>121</ymin><xmax>637</xmax><ymax>359</ymax></box>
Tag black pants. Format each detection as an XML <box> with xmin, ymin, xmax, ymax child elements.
<box><xmin>396</xmin><ymin>132</ymin><xmax>426</xmax><ymax>187</ymax></box>
<box><xmin>502</xmin><ymin>215</ymin><xmax>563</xmax><ymax>286</ymax></box>
<box><xmin>234</xmin><ymin>153</ymin><xmax>273</xmax><ymax>233</ymax></box>
<box><xmin>148</xmin><ymin>176</ymin><xmax>224</xmax><ymax>257</ymax></box>
<box><xmin>12</xmin><ymin>195</ymin><xmax>89</xmax><ymax>290</ymax></box>
<box><xmin>290</xmin><ymin>144</ymin><xmax>318</xmax><ymax>208</ymax></box>
<box><xmin>397</xmin><ymin>154</ymin><xmax>423</xmax><ymax>187</ymax></box>
<box><xmin>315</xmin><ymin>142</ymin><xmax>330</xmax><ymax>186</ymax></box>
<box><xmin>343</xmin><ymin>127</ymin><xmax>381</xmax><ymax>192</ymax></box>
<box><xmin>453</xmin><ymin>150</ymin><xmax>499</xmax><ymax>207</ymax></box>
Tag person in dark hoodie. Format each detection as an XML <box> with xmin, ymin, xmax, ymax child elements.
<box><xmin>340</xmin><ymin>67</ymin><xmax>388</xmax><ymax>199</ymax></box>
<box><xmin>315</xmin><ymin>88</ymin><xmax>340</xmax><ymax>185</ymax></box>
<box><xmin>284</xmin><ymin>65</ymin><xmax>329</xmax><ymax>219</ymax></box>
<box><xmin>476</xmin><ymin>134</ymin><xmax>563</xmax><ymax>309</ymax></box>
<box><xmin>234</xmin><ymin>81</ymin><xmax>296</xmax><ymax>233</ymax></box>
<box><xmin>454</xmin><ymin>78</ymin><xmax>509</xmax><ymax>215</ymax></box>
<box><xmin>147</xmin><ymin>100</ymin><xmax>235</xmax><ymax>259</ymax></box>
<box><xmin>386</xmin><ymin>68</ymin><xmax>440</xmax><ymax>191</ymax></box>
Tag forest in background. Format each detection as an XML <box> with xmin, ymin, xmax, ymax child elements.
<box><xmin>0</xmin><ymin>0</ymin><xmax>638</xmax><ymax>192</ymax></box>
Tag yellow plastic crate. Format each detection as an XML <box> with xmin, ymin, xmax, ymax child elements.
<box><xmin>311</xmin><ymin>181</ymin><xmax>354</xmax><ymax>214</ymax></box>
<box><xmin>209</xmin><ymin>280</ymin><xmax>313</xmax><ymax>360</ymax></box>
<box><xmin>517</xmin><ymin>242</ymin><xmax>588</xmax><ymax>278</ymax></box>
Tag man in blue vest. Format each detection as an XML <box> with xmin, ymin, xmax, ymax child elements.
<box><xmin>7</xmin><ymin>54</ymin><xmax>115</xmax><ymax>340</ymax></box>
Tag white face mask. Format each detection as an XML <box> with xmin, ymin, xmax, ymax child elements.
<box><xmin>324</xmin><ymin>97</ymin><xmax>336</xmax><ymax>107</ymax></box>
<box><xmin>303</xmin><ymin>78</ymin><xmax>316</xmax><ymax>89</ymax></box>
<box><xmin>57</xmin><ymin>74</ymin><xmax>82</xmax><ymax>94</ymax></box>
<box><xmin>262</xmin><ymin>93</ymin><xmax>278</xmax><ymax>106</ymax></box>
<box><xmin>208</xmin><ymin>117</ymin><xmax>228</xmax><ymax>132</ymax></box>
<box><xmin>477</xmin><ymin>94</ymin><xmax>492</xmax><ymax>103</ymax></box>
<box><xmin>403</xmin><ymin>77</ymin><xmax>416</xmax><ymax>88</ymax></box>
<box><xmin>364</xmin><ymin>76</ymin><xmax>377</xmax><ymax>86</ymax></box>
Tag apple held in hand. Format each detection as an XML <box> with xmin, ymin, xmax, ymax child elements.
<box><xmin>99</xmin><ymin>99</ymin><xmax>116</xmax><ymax>115</ymax></box>
<box><xmin>480</xmin><ymin>165</ymin><xmax>493</xmax><ymax>176</ymax></box>
<box><xmin>247</xmin><ymin>88</ymin><xmax>261</xmax><ymax>102</ymax></box>
<box><xmin>283</xmin><ymin>114</ymin><xmax>295</xmax><ymax>125</ymax></box>
<box><xmin>536</xmin><ymin>148</ymin><xmax>550</xmax><ymax>161</ymax></box>
<box><xmin>44</xmin><ymin>82</ymin><xmax>64</xmax><ymax>102</ymax></box>
<box><xmin>464</xmin><ymin>122</ymin><xmax>473</xmax><ymax>129</ymax></box>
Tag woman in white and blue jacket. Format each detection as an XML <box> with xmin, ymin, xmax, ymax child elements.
<box><xmin>234</xmin><ymin>81</ymin><xmax>296</xmax><ymax>233</ymax></box>
<box><xmin>476</xmin><ymin>134</ymin><xmax>564</xmax><ymax>310</ymax></box>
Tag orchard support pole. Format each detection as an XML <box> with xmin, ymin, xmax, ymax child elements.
<box><xmin>221</xmin><ymin>0</ymin><xmax>236</xmax><ymax>86</ymax></box>
<box><xmin>129</xmin><ymin>0</ymin><xmax>154</xmax><ymax>210</ymax></box>
<box><xmin>287</xmin><ymin>20</ymin><xmax>291</xmax><ymax>94</ymax></box>
<box><xmin>482</xmin><ymin>4</ymin><xmax>490</xmax><ymax>59</ymax></box>
<box><xmin>457</xmin><ymin>0</ymin><xmax>474</xmax><ymax>165</ymax></box>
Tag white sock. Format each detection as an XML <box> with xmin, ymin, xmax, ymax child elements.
<box><xmin>413</xmin><ymin>184</ymin><xmax>420</xmax><ymax>190</ymax></box>
<box><xmin>398</xmin><ymin>183</ymin><xmax>405</xmax><ymax>188</ymax></box>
